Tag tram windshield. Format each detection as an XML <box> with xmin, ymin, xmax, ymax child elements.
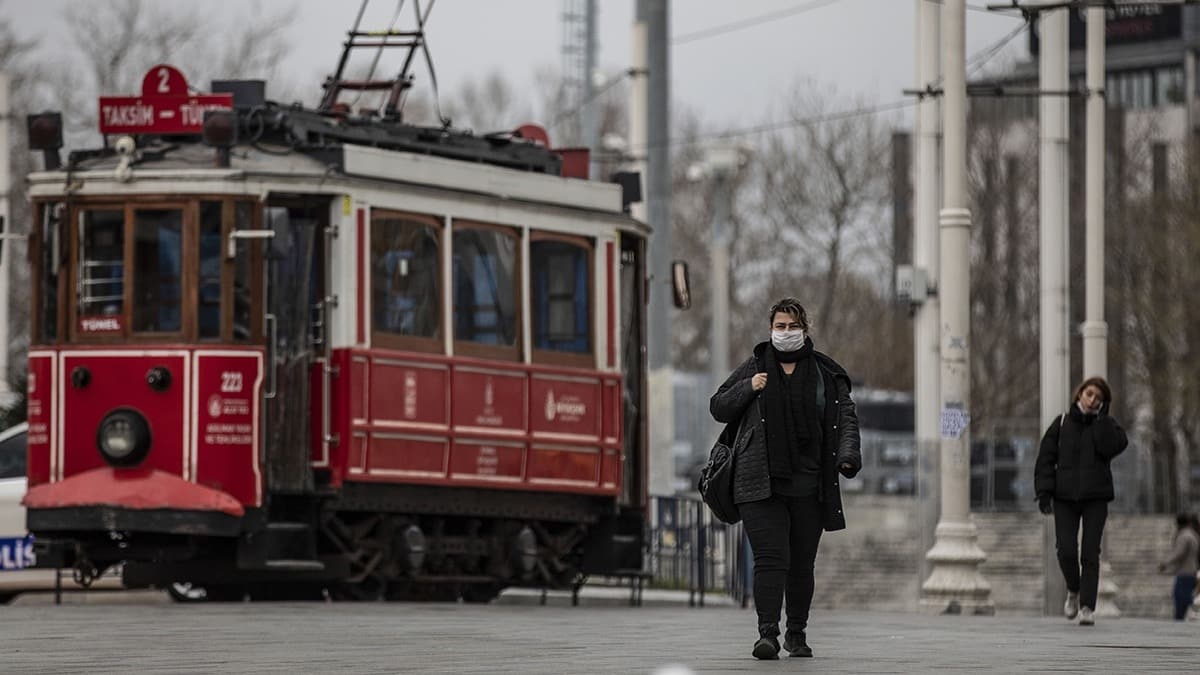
<box><xmin>32</xmin><ymin>197</ymin><xmax>263</xmax><ymax>345</ymax></box>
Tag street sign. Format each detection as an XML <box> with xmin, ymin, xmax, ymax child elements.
<box><xmin>1029</xmin><ymin>5</ymin><xmax>1182</xmax><ymax>55</ymax></box>
<box><xmin>98</xmin><ymin>64</ymin><xmax>233</xmax><ymax>135</ymax></box>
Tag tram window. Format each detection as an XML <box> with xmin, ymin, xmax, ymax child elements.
<box><xmin>453</xmin><ymin>226</ymin><xmax>518</xmax><ymax>350</ymax></box>
<box><xmin>132</xmin><ymin>209</ymin><xmax>184</xmax><ymax>333</ymax></box>
<box><xmin>199</xmin><ymin>201</ymin><xmax>222</xmax><ymax>339</ymax></box>
<box><xmin>371</xmin><ymin>213</ymin><xmax>440</xmax><ymax>341</ymax></box>
<box><xmin>232</xmin><ymin>202</ymin><xmax>253</xmax><ymax>341</ymax></box>
<box><xmin>531</xmin><ymin>239</ymin><xmax>590</xmax><ymax>354</ymax></box>
<box><xmin>78</xmin><ymin>209</ymin><xmax>125</xmax><ymax>320</ymax></box>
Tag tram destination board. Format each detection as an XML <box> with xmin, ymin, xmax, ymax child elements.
<box><xmin>98</xmin><ymin>64</ymin><xmax>232</xmax><ymax>135</ymax></box>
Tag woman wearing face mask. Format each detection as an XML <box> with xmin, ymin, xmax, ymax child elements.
<box><xmin>709</xmin><ymin>297</ymin><xmax>861</xmax><ymax>660</ymax></box>
<box><xmin>1034</xmin><ymin>376</ymin><xmax>1128</xmax><ymax>626</ymax></box>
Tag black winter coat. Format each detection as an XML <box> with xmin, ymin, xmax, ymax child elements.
<box><xmin>1034</xmin><ymin>405</ymin><xmax>1128</xmax><ymax>502</ymax></box>
<box><xmin>709</xmin><ymin>342</ymin><xmax>862</xmax><ymax>531</ymax></box>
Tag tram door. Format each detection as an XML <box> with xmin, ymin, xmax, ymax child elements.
<box><xmin>262</xmin><ymin>197</ymin><xmax>329</xmax><ymax>494</ymax></box>
<box><xmin>619</xmin><ymin>235</ymin><xmax>647</xmax><ymax>509</ymax></box>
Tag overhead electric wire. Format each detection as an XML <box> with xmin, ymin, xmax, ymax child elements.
<box><xmin>672</xmin><ymin>0</ymin><xmax>842</xmax><ymax>45</ymax></box>
<box><xmin>548</xmin><ymin>68</ymin><xmax>634</xmax><ymax>132</ymax></box>
<box><xmin>967</xmin><ymin>15</ymin><xmax>1031</xmax><ymax>76</ymax></box>
<box><xmin>672</xmin><ymin>1</ymin><xmax>1007</xmax><ymax>47</ymax></box>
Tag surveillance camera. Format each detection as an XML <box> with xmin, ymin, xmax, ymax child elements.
<box><xmin>115</xmin><ymin>136</ymin><xmax>136</xmax><ymax>156</ymax></box>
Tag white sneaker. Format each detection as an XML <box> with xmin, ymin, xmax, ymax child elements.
<box><xmin>1078</xmin><ymin>607</ymin><xmax>1095</xmax><ymax>626</ymax></box>
<box><xmin>1064</xmin><ymin>592</ymin><xmax>1079</xmax><ymax>620</ymax></box>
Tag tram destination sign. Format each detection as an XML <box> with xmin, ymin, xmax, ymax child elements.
<box><xmin>1029</xmin><ymin>5</ymin><xmax>1181</xmax><ymax>55</ymax></box>
<box><xmin>98</xmin><ymin>64</ymin><xmax>232</xmax><ymax>135</ymax></box>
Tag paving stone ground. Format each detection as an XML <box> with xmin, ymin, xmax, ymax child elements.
<box><xmin>1</xmin><ymin>591</ymin><xmax>1198</xmax><ymax>673</ymax></box>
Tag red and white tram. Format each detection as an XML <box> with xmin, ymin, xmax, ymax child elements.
<box><xmin>19</xmin><ymin>63</ymin><xmax>666</xmax><ymax>601</ymax></box>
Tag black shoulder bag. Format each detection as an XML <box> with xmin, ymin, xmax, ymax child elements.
<box><xmin>698</xmin><ymin>397</ymin><xmax>758</xmax><ymax>525</ymax></box>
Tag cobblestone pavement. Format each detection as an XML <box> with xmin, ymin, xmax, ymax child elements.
<box><xmin>1</xmin><ymin>594</ymin><xmax>1198</xmax><ymax>674</ymax></box>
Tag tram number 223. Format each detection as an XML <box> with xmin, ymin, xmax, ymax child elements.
<box><xmin>220</xmin><ymin>371</ymin><xmax>244</xmax><ymax>393</ymax></box>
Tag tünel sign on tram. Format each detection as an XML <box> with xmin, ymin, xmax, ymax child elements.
<box><xmin>98</xmin><ymin>64</ymin><xmax>232</xmax><ymax>135</ymax></box>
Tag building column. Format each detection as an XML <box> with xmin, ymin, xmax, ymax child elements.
<box><xmin>919</xmin><ymin>0</ymin><xmax>993</xmax><ymax>615</ymax></box>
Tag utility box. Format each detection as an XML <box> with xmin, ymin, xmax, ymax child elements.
<box><xmin>896</xmin><ymin>265</ymin><xmax>928</xmax><ymax>305</ymax></box>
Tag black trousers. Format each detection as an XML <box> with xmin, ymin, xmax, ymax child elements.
<box><xmin>1053</xmin><ymin>498</ymin><xmax>1108</xmax><ymax>611</ymax></box>
<box><xmin>740</xmin><ymin>493</ymin><xmax>823</xmax><ymax>637</ymax></box>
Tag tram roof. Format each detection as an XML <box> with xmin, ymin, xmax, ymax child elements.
<box><xmin>28</xmin><ymin>137</ymin><xmax>648</xmax><ymax>234</ymax></box>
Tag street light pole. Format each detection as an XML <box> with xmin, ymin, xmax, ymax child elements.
<box><xmin>699</xmin><ymin>147</ymin><xmax>741</xmax><ymax>395</ymax></box>
<box><xmin>920</xmin><ymin>0</ymin><xmax>993</xmax><ymax>615</ymax></box>
<box><xmin>1038</xmin><ymin>6</ymin><xmax>1072</xmax><ymax>617</ymax></box>
<box><xmin>913</xmin><ymin>1</ymin><xmax>941</xmax><ymax>585</ymax></box>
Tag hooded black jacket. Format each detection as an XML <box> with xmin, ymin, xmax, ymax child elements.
<box><xmin>1034</xmin><ymin>405</ymin><xmax>1128</xmax><ymax>502</ymax></box>
<box><xmin>709</xmin><ymin>341</ymin><xmax>862</xmax><ymax>531</ymax></box>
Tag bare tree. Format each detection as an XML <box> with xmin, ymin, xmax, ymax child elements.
<box><xmin>965</xmin><ymin>99</ymin><xmax>1040</xmax><ymax>431</ymax></box>
<box><xmin>668</xmin><ymin>81</ymin><xmax>902</xmax><ymax>391</ymax></box>
<box><xmin>755</xmin><ymin>80</ymin><xmax>892</xmax><ymax>341</ymax></box>
<box><xmin>0</xmin><ymin>18</ymin><xmax>42</xmax><ymax>410</ymax></box>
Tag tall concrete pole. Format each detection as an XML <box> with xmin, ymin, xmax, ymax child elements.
<box><xmin>1039</xmin><ymin>7</ymin><xmax>1071</xmax><ymax>617</ymax></box>
<box><xmin>707</xmin><ymin>152</ymin><xmax>736</xmax><ymax>398</ymax></box>
<box><xmin>913</xmin><ymin>1</ymin><xmax>941</xmax><ymax>577</ymax></box>
<box><xmin>636</xmin><ymin>0</ymin><xmax>675</xmax><ymax>496</ymax></box>
<box><xmin>582</xmin><ymin>0</ymin><xmax>599</xmax><ymax>180</ymax></box>
<box><xmin>1081</xmin><ymin>7</ymin><xmax>1106</xmax><ymax>380</ymax></box>
<box><xmin>920</xmin><ymin>0</ymin><xmax>993</xmax><ymax>615</ymax></box>
<box><xmin>0</xmin><ymin>72</ymin><xmax>11</xmax><ymax>399</ymax></box>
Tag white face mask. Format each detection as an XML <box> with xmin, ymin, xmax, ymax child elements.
<box><xmin>771</xmin><ymin>329</ymin><xmax>806</xmax><ymax>352</ymax></box>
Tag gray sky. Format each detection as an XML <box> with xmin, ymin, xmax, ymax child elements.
<box><xmin>5</xmin><ymin>0</ymin><xmax>1028</xmax><ymax>134</ymax></box>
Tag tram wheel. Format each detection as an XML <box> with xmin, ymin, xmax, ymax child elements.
<box><xmin>327</xmin><ymin>577</ymin><xmax>384</xmax><ymax>602</ymax></box>
<box><xmin>460</xmin><ymin>583</ymin><xmax>502</xmax><ymax>604</ymax></box>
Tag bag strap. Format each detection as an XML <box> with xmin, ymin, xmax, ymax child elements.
<box><xmin>731</xmin><ymin>395</ymin><xmax>760</xmax><ymax>452</ymax></box>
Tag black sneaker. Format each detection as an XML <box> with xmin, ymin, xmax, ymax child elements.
<box><xmin>752</xmin><ymin>636</ymin><xmax>780</xmax><ymax>660</ymax></box>
<box><xmin>782</xmin><ymin>632</ymin><xmax>813</xmax><ymax>657</ymax></box>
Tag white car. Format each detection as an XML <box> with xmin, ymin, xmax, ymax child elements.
<box><xmin>0</xmin><ymin>422</ymin><xmax>122</xmax><ymax>603</ymax></box>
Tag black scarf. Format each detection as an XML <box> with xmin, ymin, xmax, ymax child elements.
<box><xmin>762</xmin><ymin>340</ymin><xmax>821</xmax><ymax>478</ymax></box>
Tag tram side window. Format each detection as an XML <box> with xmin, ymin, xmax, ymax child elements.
<box><xmin>372</xmin><ymin>213</ymin><xmax>440</xmax><ymax>341</ymax></box>
<box><xmin>78</xmin><ymin>210</ymin><xmax>125</xmax><ymax>320</ymax></box>
<box><xmin>199</xmin><ymin>201</ymin><xmax>222</xmax><ymax>339</ymax></box>
<box><xmin>132</xmin><ymin>209</ymin><xmax>183</xmax><ymax>333</ymax></box>
<box><xmin>531</xmin><ymin>239</ymin><xmax>590</xmax><ymax>354</ymax></box>
<box><xmin>453</xmin><ymin>226</ymin><xmax>518</xmax><ymax>349</ymax></box>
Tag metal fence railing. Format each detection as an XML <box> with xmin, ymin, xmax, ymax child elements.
<box><xmin>646</xmin><ymin>495</ymin><xmax>748</xmax><ymax>606</ymax></box>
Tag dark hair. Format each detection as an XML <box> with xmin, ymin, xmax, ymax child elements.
<box><xmin>768</xmin><ymin>298</ymin><xmax>809</xmax><ymax>331</ymax></box>
<box><xmin>1177</xmin><ymin>513</ymin><xmax>1192</xmax><ymax>529</ymax></box>
<box><xmin>1072</xmin><ymin>376</ymin><xmax>1112</xmax><ymax>405</ymax></box>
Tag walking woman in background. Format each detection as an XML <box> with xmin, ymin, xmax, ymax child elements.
<box><xmin>1158</xmin><ymin>513</ymin><xmax>1200</xmax><ymax>621</ymax></box>
<box><xmin>1034</xmin><ymin>376</ymin><xmax>1128</xmax><ymax>626</ymax></box>
<box><xmin>710</xmin><ymin>298</ymin><xmax>861</xmax><ymax>660</ymax></box>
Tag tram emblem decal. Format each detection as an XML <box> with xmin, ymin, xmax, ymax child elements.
<box><xmin>544</xmin><ymin>389</ymin><xmax>586</xmax><ymax>423</ymax></box>
<box><xmin>474</xmin><ymin>376</ymin><xmax>503</xmax><ymax>426</ymax></box>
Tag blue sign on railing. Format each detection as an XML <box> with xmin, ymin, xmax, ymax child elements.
<box><xmin>0</xmin><ymin>536</ymin><xmax>35</xmax><ymax>570</ymax></box>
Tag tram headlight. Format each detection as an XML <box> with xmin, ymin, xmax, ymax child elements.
<box><xmin>96</xmin><ymin>409</ymin><xmax>152</xmax><ymax>467</ymax></box>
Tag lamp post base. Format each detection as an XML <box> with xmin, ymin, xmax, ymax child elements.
<box><xmin>920</xmin><ymin>519</ymin><xmax>995</xmax><ymax>615</ymax></box>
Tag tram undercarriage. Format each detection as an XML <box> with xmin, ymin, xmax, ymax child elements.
<box><xmin>46</xmin><ymin>492</ymin><xmax>644</xmax><ymax>603</ymax></box>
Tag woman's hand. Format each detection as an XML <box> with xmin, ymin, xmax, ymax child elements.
<box><xmin>751</xmin><ymin>373</ymin><xmax>767</xmax><ymax>392</ymax></box>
